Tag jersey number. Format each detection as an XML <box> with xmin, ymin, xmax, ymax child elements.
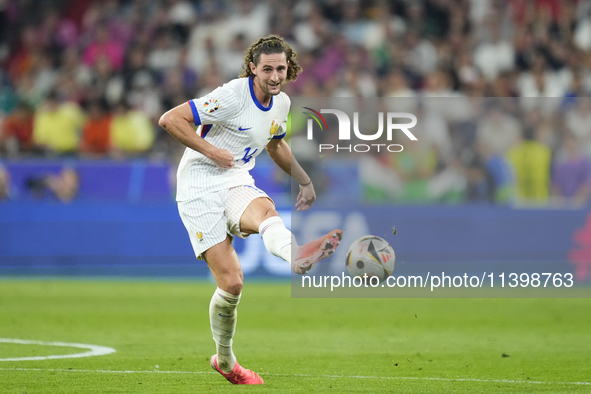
<box><xmin>241</xmin><ymin>147</ymin><xmax>258</xmax><ymax>163</ymax></box>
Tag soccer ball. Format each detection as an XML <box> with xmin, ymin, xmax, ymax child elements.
<box><xmin>346</xmin><ymin>236</ymin><xmax>395</xmax><ymax>283</ymax></box>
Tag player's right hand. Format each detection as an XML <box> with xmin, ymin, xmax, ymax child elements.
<box><xmin>210</xmin><ymin>148</ymin><xmax>235</xmax><ymax>169</ymax></box>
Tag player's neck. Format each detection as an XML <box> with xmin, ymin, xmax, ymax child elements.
<box><xmin>252</xmin><ymin>77</ymin><xmax>272</xmax><ymax>107</ymax></box>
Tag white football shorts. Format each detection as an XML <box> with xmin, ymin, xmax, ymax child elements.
<box><xmin>178</xmin><ymin>183</ymin><xmax>273</xmax><ymax>260</ymax></box>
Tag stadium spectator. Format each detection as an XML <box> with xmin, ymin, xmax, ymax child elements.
<box><xmin>59</xmin><ymin>47</ymin><xmax>93</xmax><ymax>94</ymax></box>
<box><xmin>147</xmin><ymin>28</ymin><xmax>182</xmax><ymax>73</ymax></box>
<box><xmin>167</xmin><ymin>0</ymin><xmax>196</xmax><ymax>44</ymax></box>
<box><xmin>159</xmin><ymin>65</ymin><xmax>196</xmax><ymax>112</ymax></box>
<box><xmin>464</xmin><ymin>156</ymin><xmax>495</xmax><ymax>203</ymax></box>
<box><xmin>32</xmin><ymin>50</ymin><xmax>59</xmax><ymax>97</ymax></box>
<box><xmin>292</xmin><ymin>3</ymin><xmax>332</xmax><ymax>52</ymax></box>
<box><xmin>0</xmin><ymin>0</ymin><xmax>7</xmax><ymax>56</ymax></box>
<box><xmin>217</xmin><ymin>33</ymin><xmax>249</xmax><ymax>80</ymax></box>
<box><xmin>402</xmin><ymin>28</ymin><xmax>438</xmax><ymax>79</ymax></box>
<box><xmin>562</xmin><ymin>72</ymin><xmax>591</xmax><ymax>109</ymax></box>
<box><xmin>488</xmin><ymin>71</ymin><xmax>519</xmax><ymax>97</ymax></box>
<box><xmin>523</xmin><ymin>106</ymin><xmax>559</xmax><ymax>152</ymax></box>
<box><xmin>87</xmin><ymin>54</ymin><xmax>124</xmax><ymax>107</ymax></box>
<box><xmin>80</xmin><ymin>99</ymin><xmax>111</xmax><ymax>156</ymax></box>
<box><xmin>455</xmin><ymin>51</ymin><xmax>482</xmax><ymax>93</ymax></box>
<box><xmin>552</xmin><ymin>134</ymin><xmax>591</xmax><ymax>206</ymax></box>
<box><xmin>331</xmin><ymin>45</ymin><xmax>377</xmax><ymax>97</ymax></box>
<box><xmin>82</xmin><ymin>23</ymin><xmax>125</xmax><ymax>71</ymax></box>
<box><xmin>506</xmin><ymin>126</ymin><xmax>552</xmax><ymax>204</ymax></box>
<box><xmin>126</xmin><ymin>68</ymin><xmax>162</xmax><ymax>121</ymax></box>
<box><xmin>0</xmin><ymin>102</ymin><xmax>34</xmax><ymax>157</ymax></box>
<box><xmin>476</xmin><ymin>103</ymin><xmax>521</xmax><ymax>156</ymax></box>
<box><xmin>6</xmin><ymin>26</ymin><xmax>40</xmax><ymax>82</ymax></box>
<box><xmin>14</xmin><ymin>72</ymin><xmax>45</xmax><ymax>109</ymax></box>
<box><xmin>427</xmin><ymin>156</ymin><xmax>468</xmax><ymax>203</ymax></box>
<box><xmin>196</xmin><ymin>66</ymin><xmax>224</xmax><ymax>98</ymax></box>
<box><xmin>359</xmin><ymin>151</ymin><xmax>403</xmax><ymax>203</ymax></box>
<box><xmin>477</xmin><ymin>140</ymin><xmax>514</xmax><ymax>204</ymax></box>
<box><xmin>390</xmin><ymin>135</ymin><xmax>438</xmax><ymax>203</ymax></box>
<box><xmin>384</xmin><ymin>69</ymin><xmax>415</xmax><ymax>98</ymax></box>
<box><xmin>32</xmin><ymin>92</ymin><xmax>85</xmax><ymax>155</ymax></box>
<box><xmin>0</xmin><ymin>78</ymin><xmax>18</xmax><ymax>116</ymax></box>
<box><xmin>413</xmin><ymin>103</ymin><xmax>453</xmax><ymax>160</ymax></box>
<box><xmin>312</xmin><ymin>33</ymin><xmax>347</xmax><ymax>84</ymax></box>
<box><xmin>473</xmin><ymin>22</ymin><xmax>515</xmax><ymax>82</ymax></box>
<box><xmin>422</xmin><ymin>68</ymin><xmax>455</xmax><ymax>97</ymax></box>
<box><xmin>36</xmin><ymin>8</ymin><xmax>78</xmax><ymax>53</ymax></box>
<box><xmin>517</xmin><ymin>53</ymin><xmax>568</xmax><ymax>98</ymax></box>
<box><xmin>383</xmin><ymin>69</ymin><xmax>417</xmax><ymax>113</ymax></box>
<box><xmin>122</xmin><ymin>46</ymin><xmax>156</xmax><ymax>93</ymax></box>
<box><xmin>110</xmin><ymin>100</ymin><xmax>154</xmax><ymax>156</ymax></box>
<box><xmin>573</xmin><ymin>6</ymin><xmax>591</xmax><ymax>52</ymax></box>
<box><xmin>339</xmin><ymin>0</ymin><xmax>372</xmax><ymax>47</ymax></box>
<box><xmin>225</xmin><ymin>0</ymin><xmax>270</xmax><ymax>47</ymax></box>
<box><xmin>564</xmin><ymin>98</ymin><xmax>591</xmax><ymax>158</ymax></box>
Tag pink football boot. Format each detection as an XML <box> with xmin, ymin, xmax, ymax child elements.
<box><xmin>210</xmin><ymin>355</ymin><xmax>264</xmax><ymax>385</ymax></box>
<box><xmin>293</xmin><ymin>230</ymin><xmax>343</xmax><ymax>274</ymax></box>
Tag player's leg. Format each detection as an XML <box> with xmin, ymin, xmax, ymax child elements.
<box><xmin>203</xmin><ymin>235</ymin><xmax>243</xmax><ymax>295</ymax></box>
<box><xmin>203</xmin><ymin>238</ymin><xmax>241</xmax><ymax>373</ymax></box>
<box><xmin>239</xmin><ymin>196</ymin><xmax>293</xmax><ymax>262</ymax></box>
<box><xmin>177</xmin><ymin>194</ymin><xmax>261</xmax><ymax>384</ymax></box>
<box><xmin>237</xmin><ymin>191</ymin><xmax>342</xmax><ymax>274</ymax></box>
<box><xmin>203</xmin><ymin>238</ymin><xmax>263</xmax><ymax>385</ymax></box>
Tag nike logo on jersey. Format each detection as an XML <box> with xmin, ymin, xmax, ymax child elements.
<box><xmin>238</xmin><ymin>126</ymin><xmax>252</xmax><ymax>131</ymax></box>
<box><xmin>218</xmin><ymin>313</ymin><xmax>233</xmax><ymax>318</ymax></box>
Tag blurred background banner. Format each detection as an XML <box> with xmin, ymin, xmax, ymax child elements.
<box><xmin>1</xmin><ymin>203</ymin><xmax>588</xmax><ymax>284</ymax></box>
<box><xmin>1</xmin><ymin>0</ymin><xmax>591</xmax><ymax>285</ymax></box>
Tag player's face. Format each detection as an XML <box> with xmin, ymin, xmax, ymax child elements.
<box><xmin>251</xmin><ymin>52</ymin><xmax>289</xmax><ymax>96</ymax></box>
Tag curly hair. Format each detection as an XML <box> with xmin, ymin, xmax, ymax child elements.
<box><xmin>239</xmin><ymin>35</ymin><xmax>302</xmax><ymax>82</ymax></box>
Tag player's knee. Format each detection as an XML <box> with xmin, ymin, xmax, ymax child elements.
<box><xmin>263</xmin><ymin>207</ymin><xmax>279</xmax><ymax>221</ymax></box>
<box><xmin>225</xmin><ymin>278</ymin><xmax>243</xmax><ymax>295</ymax></box>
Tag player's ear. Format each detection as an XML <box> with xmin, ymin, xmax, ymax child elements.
<box><xmin>249</xmin><ymin>61</ymin><xmax>256</xmax><ymax>75</ymax></box>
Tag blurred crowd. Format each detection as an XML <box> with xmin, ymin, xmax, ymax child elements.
<box><xmin>0</xmin><ymin>0</ymin><xmax>591</xmax><ymax>205</ymax></box>
<box><xmin>338</xmin><ymin>96</ymin><xmax>591</xmax><ymax>206</ymax></box>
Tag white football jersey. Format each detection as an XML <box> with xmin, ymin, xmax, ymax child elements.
<box><xmin>176</xmin><ymin>77</ymin><xmax>290</xmax><ymax>201</ymax></box>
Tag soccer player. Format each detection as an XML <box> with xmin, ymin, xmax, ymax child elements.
<box><xmin>158</xmin><ymin>35</ymin><xmax>342</xmax><ymax>385</ymax></box>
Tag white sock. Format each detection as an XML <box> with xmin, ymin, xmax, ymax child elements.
<box><xmin>259</xmin><ymin>216</ymin><xmax>297</xmax><ymax>264</ymax></box>
<box><xmin>209</xmin><ymin>287</ymin><xmax>240</xmax><ymax>373</ymax></box>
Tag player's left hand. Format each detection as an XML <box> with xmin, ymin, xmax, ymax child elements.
<box><xmin>296</xmin><ymin>183</ymin><xmax>316</xmax><ymax>211</ymax></box>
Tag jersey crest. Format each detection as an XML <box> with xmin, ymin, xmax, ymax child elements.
<box><xmin>269</xmin><ymin>119</ymin><xmax>280</xmax><ymax>140</ymax></box>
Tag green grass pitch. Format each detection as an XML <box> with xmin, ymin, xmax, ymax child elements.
<box><xmin>1</xmin><ymin>279</ymin><xmax>590</xmax><ymax>393</ymax></box>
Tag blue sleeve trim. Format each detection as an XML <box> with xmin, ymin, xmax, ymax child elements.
<box><xmin>188</xmin><ymin>100</ymin><xmax>201</xmax><ymax>126</ymax></box>
<box><xmin>272</xmin><ymin>133</ymin><xmax>286</xmax><ymax>139</ymax></box>
<box><xmin>201</xmin><ymin>124</ymin><xmax>212</xmax><ymax>139</ymax></box>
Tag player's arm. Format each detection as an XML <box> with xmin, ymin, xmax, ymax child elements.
<box><xmin>158</xmin><ymin>102</ymin><xmax>234</xmax><ymax>169</ymax></box>
<box><xmin>266</xmin><ymin>138</ymin><xmax>316</xmax><ymax>211</ymax></box>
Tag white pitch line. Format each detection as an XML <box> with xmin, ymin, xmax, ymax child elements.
<box><xmin>0</xmin><ymin>368</ymin><xmax>214</xmax><ymax>375</ymax></box>
<box><xmin>0</xmin><ymin>338</ymin><xmax>116</xmax><ymax>361</ymax></box>
<box><xmin>0</xmin><ymin>367</ymin><xmax>589</xmax><ymax>386</ymax></box>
